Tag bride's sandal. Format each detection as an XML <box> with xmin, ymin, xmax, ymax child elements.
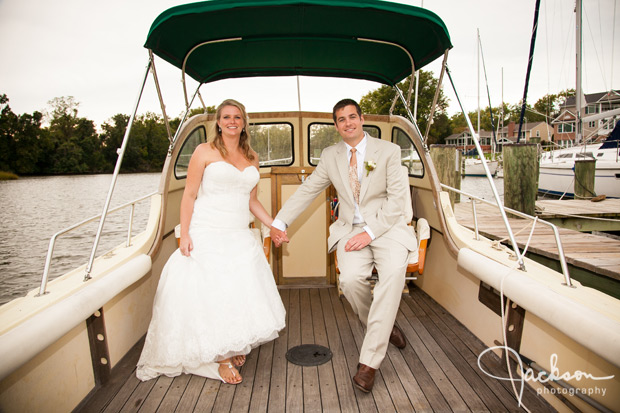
<box><xmin>232</xmin><ymin>355</ymin><xmax>246</xmax><ymax>367</ymax></box>
<box><xmin>217</xmin><ymin>360</ymin><xmax>242</xmax><ymax>384</ymax></box>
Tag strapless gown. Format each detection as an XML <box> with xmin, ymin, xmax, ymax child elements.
<box><xmin>136</xmin><ymin>161</ymin><xmax>286</xmax><ymax>381</ymax></box>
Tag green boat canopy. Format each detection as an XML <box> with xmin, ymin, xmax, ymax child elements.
<box><xmin>145</xmin><ymin>0</ymin><xmax>452</xmax><ymax>86</ymax></box>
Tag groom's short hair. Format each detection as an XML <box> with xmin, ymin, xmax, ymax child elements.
<box><xmin>332</xmin><ymin>99</ymin><xmax>362</xmax><ymax>123</ymax></box>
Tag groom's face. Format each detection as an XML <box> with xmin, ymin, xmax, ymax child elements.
<box><xmin>334</xmin><ymin>105</ymin><xmax>365</xmax><ymax>146</ymax></box>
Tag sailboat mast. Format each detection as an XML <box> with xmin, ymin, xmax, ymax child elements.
<box><xmin>477</xmin><ymin>28</ymin><xmax>481</xmax><ymax>140</ymax></box>
<box><xmin>575</xmin><ymin>0</ymin><xmax>583</xmax><ymax>145</ymax></box>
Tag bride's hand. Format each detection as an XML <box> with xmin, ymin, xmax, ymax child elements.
<box><xmin>180</xmin><ymin>236</ymin><xmax>193</xmax><ymax>256</ymax></box>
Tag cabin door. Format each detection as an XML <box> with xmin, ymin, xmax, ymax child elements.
<box><xmin>271</xmin><ymin>167</ymin><xmax>335</xmax><ymax>286</ymax></box>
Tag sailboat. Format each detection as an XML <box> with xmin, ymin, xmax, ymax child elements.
<box><xmin>463</xmin><ymin>30</ymin><xmax>500</xmax><ymax>177</ymax></box>
<box><xmin>539</xmin><ymin>107</ymin><xmax>620</xmax><ymax>199</ymax></box>
<box><xmin>538</xmin><ymin>2</ymin><xmax>620</xmax><ymax>198</ymax></box>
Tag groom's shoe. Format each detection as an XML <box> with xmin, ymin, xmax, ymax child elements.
<box><xmin>389</xmin><ymin>325</ymin><xmax>406</xmax><ymax>349</ymax></box>
<box><xmin>353</xmin><ymin>363</ymin><xmax>376</xmax><ymax>393</ymax></box>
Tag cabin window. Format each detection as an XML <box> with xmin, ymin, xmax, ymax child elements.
<box><xmin>175</xmin><ymin>126</ymin><xmax>206</xmax><ymax>179</ymax></box>
<box><xmin>392</xmin><ymin>127</ymin><xmax>424</xmax><ymax>177</ymax></box>
<box><xmin>307</xmin><ymin>123</ymin><xmax>380</xmax><ymax>166</ymax></box>
<box><xmin>576</xmin><ymin>152</ymin><xmax>594</xmax><ymax>159</ymax></box>
<box><xmin>249</xmin><ymin>123</ymin><xmax>294</xmax><ymax>167</ymax></box>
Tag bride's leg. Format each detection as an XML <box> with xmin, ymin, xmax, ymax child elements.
<box><xmin>217</xmin><ymin>358</ymin><xmax>242</xmax><ymax>384</ymax></box>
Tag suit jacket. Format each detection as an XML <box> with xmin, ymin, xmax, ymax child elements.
<box><xmin>275</xmin><ymin>135</ymin><xmax>417</xmax><ymax>253</ymax></box>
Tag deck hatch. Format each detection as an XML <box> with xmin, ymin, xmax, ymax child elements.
<box><xmin>285</xmin><ymin>344</ymin><xmax>333</xmax><ymax>366</ymax></box>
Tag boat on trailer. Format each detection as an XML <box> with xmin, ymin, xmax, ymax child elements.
<box><xmin>1</xmin><ymin>1</ymin><xmax>619</xmax><ymax>412</ymax></box>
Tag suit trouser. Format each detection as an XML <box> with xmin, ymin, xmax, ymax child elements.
<box><xmin>336</xmin><ymin>225</ymin><xmax>409</xmax><ymax>369</ymax></box>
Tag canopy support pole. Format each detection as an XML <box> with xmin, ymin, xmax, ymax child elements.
<box><xmin>166</xmin><ymin>84</ymin><xmax>203</xmax><ymax>156</ymax></box>
<box><xmin>149</xmin><ymin>50</ymin><xmax>173</xmax><ymax>143</ymax></box>
<box><xmin>394</xmin><ymin>86</ymin><xmax>427</xmax><ymax>152</ymax></box>
<box><xmin>358</xmin><ymin>37</ymin><xmax>415</xmax><ymax>109</ymax></box>
<box><xmin>424</xmin><ymin>49</ymin><xmax>449</xmax><ymax>143</ymax></box>
<box><xmin>446</xmin><ymin>64</ymin><xmax>526</xmax><ymax>272</ymax></box>
<box><xmin>197</xmin><ymin>90</ymin><xmax>208</xmax><ymax>113</ymax></box>
<box><xmin>181</xmin><ymin>37</ymin><xmax>242</xmax><ymax>108</ymax></box>
<box><xmin>84</xmin><ymin>57</ymin><xmax>152</xmax><ymax>280</ymax></box>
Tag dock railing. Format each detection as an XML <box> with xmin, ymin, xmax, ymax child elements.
<box><xmin>37</xmin><ymin>191</ymin><xmax>157</xmax><ymax>297</ymax></box>
<box><xmin>440</xmin><ymin>184</ymin><xmax>573</xmax><ymax>287</ymax></box>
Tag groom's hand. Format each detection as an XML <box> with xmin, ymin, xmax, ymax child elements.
<box><xmin>344</xmin><ymin>232</ymin><xmax>371</xmax><ymax>252</ymax></box>
<box><xmin>270</xmin><ymin>226</ymin><xmax>289</xmax><ymax>247</ymax></box>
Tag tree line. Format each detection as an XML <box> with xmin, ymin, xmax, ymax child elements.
<box><xmin>1</xmin><ymin>77</ymin><xmax>573</xmax><ymax>176</ymax></box>
<box><xmin>359</xmin><ymin>71</ymin><xmax>574</xmax><ymax>145</ymax></box>
<box><xmin>0</xmin><ymin>94</ymin><xmax>183</xmax><ymax>177</ymax></box>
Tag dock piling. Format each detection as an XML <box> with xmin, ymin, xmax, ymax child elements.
<box><xmin>574</xmin><ymin>159</ymin><xmax>596</xmax><ymax>199</ymax></box>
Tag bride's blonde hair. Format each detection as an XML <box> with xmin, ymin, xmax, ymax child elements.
<box><xmin>212</xmin><ymin>99</ymin><xmax>254</xmax><ymax>161</ymax></box>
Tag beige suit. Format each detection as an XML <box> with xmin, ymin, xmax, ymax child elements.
<box><xmin>275</xmin><ymin>135</ymin><xmax>417</xmax><ymax>368</ymax></box>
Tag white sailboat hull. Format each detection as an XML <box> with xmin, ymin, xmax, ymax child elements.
<box><xmin>539</xmin><ymin>161</ymin><xmax>620</xmax><ymax>198</ymax></box>
<box><xmin>538</xmin><ymin>144</ymin><xmax>620</xmax><ymax>198</ymax></box>
<box><xmin>463</xmin><ymin>159</ymin><xmax>499</xmax><ymax>176</ymax></box>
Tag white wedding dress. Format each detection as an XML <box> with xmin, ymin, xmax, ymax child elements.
<box><xmin>136</xmin><ymin>161</ymin><xmax>286</xmax><ymax>381</ymax></box>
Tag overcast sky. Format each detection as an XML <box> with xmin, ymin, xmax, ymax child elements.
<box><xmin>0</xmin><ymin>0</ymin><xmax>617</xmax><ymax>128</ymax></box>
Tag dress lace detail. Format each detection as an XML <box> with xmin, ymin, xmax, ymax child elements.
<box><xmin>136</xmin><ymin>162</ymin><xmax>286</xmax><ymax>381</ymax></box>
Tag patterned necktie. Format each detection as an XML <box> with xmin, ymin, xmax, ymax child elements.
<box><xmin>349</xmin><ymin>148</ymin><xmax>360</xmax><ymax>205</ymax></box>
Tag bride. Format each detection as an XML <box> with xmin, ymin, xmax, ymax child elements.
<box><xmin>136</xmin><ymin>99</ymin><xmax>286</xmax><ymax>384</ymax></box>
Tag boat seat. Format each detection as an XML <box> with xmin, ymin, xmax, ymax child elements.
<box><xmin>174</xmin><ymin>222</ymin><xmax>271</xmax><ymax>261</ymax></box>
<box><xmin>334</xmin><ymin>217</ymin><xmax>430</xmax><ymax>296</ymax></box>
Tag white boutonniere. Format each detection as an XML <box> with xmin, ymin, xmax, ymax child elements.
<box><xmin>364</xmin><ymin>160</ymin><xmax>376</xmax><ymax>176</ymax></box>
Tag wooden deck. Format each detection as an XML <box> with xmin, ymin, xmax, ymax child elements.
<box><xmin>536</xmin><ymin>199</ymin><xmax>620</xmax><ymax>232</ymax></box>
<box><xmin>77</xmin><ymin>286</ymin><xmax>553</xmax><ymax>412</ymax></box>
<box><xmin>454</xmin><ymin>200</ymin><xmax>620</xmax><ymax>282</ymax></box>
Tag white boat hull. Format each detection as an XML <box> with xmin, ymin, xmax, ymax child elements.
<box><xmin>463</xmin><ymin>159</ymin><xmax>499</xmax><ymax>177</ymax></box>
<box><xmin>539</xmin><ymin>161</ymin><xmax>620</xmax><ymax>198</ymax></box>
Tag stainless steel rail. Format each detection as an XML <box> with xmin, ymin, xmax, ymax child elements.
<box><xmin>440</xmin><ymin>184</ymin><xmax>573</xmax><ymax>287</ymax></box>
<box><xmin>445</xmin><ymin>65</ymin><xmax>526</xmax><ymax>272</ymax></box>
<box><xmin>37</xmin><ymin>192</ymin><xmax>157</xmax><ymax>297</ymax></box>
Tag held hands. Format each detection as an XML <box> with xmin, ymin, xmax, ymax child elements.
<box><xmin>270</xmin><ymin>226</ymin><xmax>289</xmax><ymax>247</ymax></box>
<box><xmin>179</xmin><ymin>236</ymin><xmax>193</xmax><ymax>256</ymax></box>
<box><xmin>344</xmin><ymin>231</ymin><xmax>371</xmax><ymax>252</ymax></box>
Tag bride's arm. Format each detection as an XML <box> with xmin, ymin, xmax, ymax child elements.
<box><xmin>249</xmin><ymin>154</ymin><xmax>274</xmax><ymax>228</ymax></box>
<box><xmin>179</xmin><ymin>144</ymin><xmax>208</xmax><ymax>255</ymax></box>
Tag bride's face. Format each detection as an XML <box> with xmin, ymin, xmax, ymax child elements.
<box><xmin>217</xmin><ymin>105</ymin><xmax>244</xmax><ymax>138</ymax></box>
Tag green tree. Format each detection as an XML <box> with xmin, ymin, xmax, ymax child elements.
<box><xmin>359</xmin><ymin>71</ymin><xmax>451</xmax><ymax>143</ymax></box>
<box><xmin>0</xmin><ymin>94</ymin><xmax>46</xmax><ymax>175</ymax></box>
<box><xmin>100</xmin><ymin>113</ymin><xmax>130</xmax><ymax>171</ymax></box>
<box><xmin>46</xmin><ymin>96</ymin><xmax>105</xmax><ymax>173</ymax></box>
<box><xmin>116</xmin><ymin>112</ymin><xmax>172</xmax><ymax>172</ymax></box>
<box><xmin>531</xmin><ymin>89</ymin><xmax>574</xmax><ymax>122</ymax></box>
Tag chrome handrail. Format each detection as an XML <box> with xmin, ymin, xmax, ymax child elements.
<box><xmin>37</xmin><ymin>192</ymin><xmax>157</xmax><ymax>297</ymax></box>
<box><xmin>440</xmin><ymin>184</ymin><xmax>573</xmax><ymax>287</ymax></box>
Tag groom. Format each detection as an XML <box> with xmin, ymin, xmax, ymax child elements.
<box><xmin>271</xmin><ymin>99</ymin><xmax>417</xmax><ymax>392</ymax></box>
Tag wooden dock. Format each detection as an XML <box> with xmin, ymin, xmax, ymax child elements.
<box><xmin>77</xmin><ymin>287</ymin><xmax>552</xmax><ymax>412</ymax></box>
<box><xmin>454</xmin><ymin>200</ymin><xmax>620</xmax><ymax>282</ymax></box>
<box><xmin>535</xmin><ymin>199</ymin><xmax>620</xmax><ymax>232</ymax></box>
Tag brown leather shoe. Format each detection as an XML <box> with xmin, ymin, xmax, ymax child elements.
<box><xmin>353</xmin><ymin>363</ymin><xmax>376</xmax><ymax>392</ymax></box>
<box><xmin>389</xmin><ymin>325</ymin><xmax>406</xmax><ymax>349</ymax></box>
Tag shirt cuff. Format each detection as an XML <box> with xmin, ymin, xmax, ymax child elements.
<box><xmin>363</xmin><ymin>225</ymin><xmax>376</xmax><ymax>240</ymax></box>
<box><xmin>272</xmin><ymin>218</ymin><xmax>287</xmax><ymax>231</ymax></box>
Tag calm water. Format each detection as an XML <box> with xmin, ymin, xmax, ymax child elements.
<box><xmin>0</xmin><ymin>173</ymin><xmax>161</xmax><ymax>305</ymax></box>
<box><xmin>0</xmin><ymin>173</ymin><xmax>502</xmax><ymax>306</ymax></box>
<box><xmin>460</xmin><ymin>175</ymin><xmax>505</xmax><ymax>203</ymax></box>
